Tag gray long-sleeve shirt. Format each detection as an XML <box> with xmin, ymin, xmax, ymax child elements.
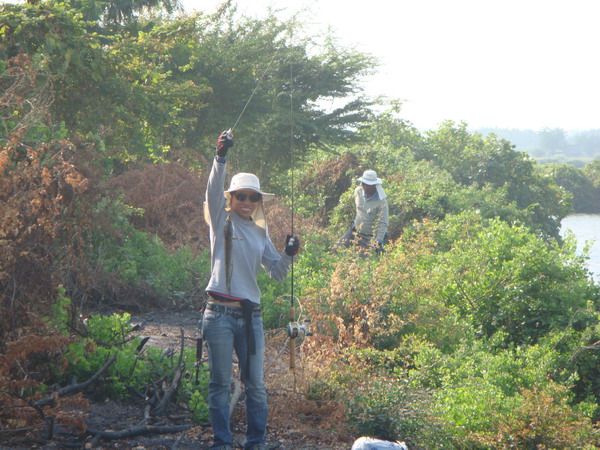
<box><xmin>204</xmin><ymin>157</ymin><xmax>292</xmax><ymax>304</ymax></box>
<box><xmin>353</xmin><ymin>186</ymin><xmax>389</xmax><ymax>242</ymax></box>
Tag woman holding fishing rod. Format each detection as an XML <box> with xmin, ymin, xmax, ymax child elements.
<box><xmin>202</xmin><ymin>130</ymin><xmax>300</xmax><ymax>450</ymax></box>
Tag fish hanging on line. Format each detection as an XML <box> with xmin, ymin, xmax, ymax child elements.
<box><xmin>224</xmin><ymin>214</ymin><xmax>233</xmax><ymax>295</ymax></box>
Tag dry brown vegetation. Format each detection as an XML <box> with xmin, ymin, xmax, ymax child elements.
<box><xmin>108</xmin><ymin>161</ymin><xmax>210</xmax><ymax>254</ymax></box>
<box><xmin>298</xmin><ymin>152</ymin><xmax>359</xmax><ymax>226</ymax></box>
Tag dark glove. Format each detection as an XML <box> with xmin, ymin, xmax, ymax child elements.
<box><xmin>285</xmin><ymin>235</ymin><xmax>300</xmax><ymax>256</ymax></box>
<box><xmin>216</xmin><ymin>129</ymin><xmax>234</xmax><ymax>157</ymax></box>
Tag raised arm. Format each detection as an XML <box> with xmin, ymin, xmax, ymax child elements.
<box><xmin>204</xmin><ymin>130</ymin><xmax>234</xmax><ymax>227</ymax></box>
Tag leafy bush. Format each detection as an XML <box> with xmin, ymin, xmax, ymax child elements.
<box><xmin>483</xmin><ymin>384</ymin><xmax>599</xmax><ymax>448</ymax></box>
<box><xmin>257</xmin><ymin>232</ymin><xmax>337</xmax><ymax>330</ymax></box>
<box><xmin>308</xmin><ymin>226</ymin><xmax>471</xmax><ymax>354</ymax></box>
<box><xmin>317</xmin><ymin>366</ymin><xmax>454</xmax><ymax>448</ymax></box>
<box><xmin>408</xmin><ymin>335</ymin><xmax>599</xmax><ymax>447</ymax></box>
<box><xmin>540</xmin><ymin>163</ymin><xmax>600</xmax><ymax>213</ymax></box>
<box><xmin>299</xmin><ymin>204</ymin><xmax>600</xmax><ymax>445</ymax></box>
<box><xmin>256</xmin><ymin>271</ymin><xmax>292</xmax><ymax>330</ymax></box>
<box><xmin>89</xmin><ymin>197</ymin><xmax>210</xmax><ymax>304</ymax></box>
<box><xmin>431</xmin><ymin>214</ymin><xmax>600</xmax><ymax>346</ymax></box>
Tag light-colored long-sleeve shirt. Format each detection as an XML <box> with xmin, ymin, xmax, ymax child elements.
<box><xmin>204</xmin><ymin>157</ymin><xmax>292</xmax><ymax>304</ymax></box>
<box><xmin>353</xmin><ymin>186</ymin><xmax>389</xmax><ymax>242</ymax></box>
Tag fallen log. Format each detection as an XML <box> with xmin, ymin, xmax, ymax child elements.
<box><xmin>87</xmin><ymin>424</ymin><xmax>191</xmax><ymax>443</ymax></box>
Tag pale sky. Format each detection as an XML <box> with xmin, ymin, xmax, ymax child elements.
<box><xmin>182</xmin><ymin>0</ymin><xmax>600</xmax><ymax>131</ymax></box>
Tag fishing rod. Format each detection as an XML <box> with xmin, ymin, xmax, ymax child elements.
<box><xmin>288</xmin><ymin>58</ymin><xmax>297</xmax><ymax>370</ymax></box>
<box><xmin>197</xmin><ymin>40</ymin><xmax>312</xmax><ymax>372</ymax></box>
<box><xmin>285</xmin><ymin>54</ymin><xmax>312</xmax><ymax>371</ymax></box>
<box><xmin>194</xmin><ymin>48</ymin><xmax>284</xmax><ymax>374</ymax></box>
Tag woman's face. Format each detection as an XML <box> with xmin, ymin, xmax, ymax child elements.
<box><xmin>230</xmin><ymin>189</ymin><xmax>262</xmax><ymax>219</ymax></box>
<box><xmin>362</xmin><ymin>182</ymin><xmax>377</xmax><ymax>197</ymax></box>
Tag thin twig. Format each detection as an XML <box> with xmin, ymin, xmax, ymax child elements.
<box><xmin>152</xmin><ymin>328</ymin><xmax>185</xmax><ymax>416</ymax></box>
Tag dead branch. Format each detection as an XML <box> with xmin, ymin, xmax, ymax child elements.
<box><xmin>87</xmin><ymin>424</ymin><xmax>191</xmax><ymax>443</ymax></box>
<box><xmin>34</xmin><ymin>355</ymin><xmax>117</xmax><ymax>407</ymax></box>
<box><xmin>151</xmin><ymin>328</ymin><xmax>185</xmax><ymax>416</ymax></box>
<box><xmin>0</xmin><ymin>421</ymin><xmax>47</xmax><ymax>434</ymax></box>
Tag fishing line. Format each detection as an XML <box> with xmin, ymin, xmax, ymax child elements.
<box><xmin>231</xmin><ymin>46</ymin><xmax>284</xmax><ymax>133</ymax></box>
<box><xmin>225</xmin><ymin>37</ymin><xmax>305</xmax><ymax>370</ymax></box>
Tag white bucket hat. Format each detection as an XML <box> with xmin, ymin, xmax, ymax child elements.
<box><xmin>203</xmin><ymin>172</ymin><xmax>274</xmax><ymax>231</ymax></box>
<box><xmin>224</xmin><ymin>172</ymin><xmax>275</xmax><ymax>200</ymax></box>
<box><xmin>357</xmin><ymin>170</ymin><xmax>383</xmax><ymax>185</ymax></box>
<box><xmin>225</xmin><ymin>172</ymin><xmax>273</xmax><ymax>230</ymax></box>
<box><xmin>357</xmin><ymin>169</ymin><xmax>386</xmax><ymax>200</ymax></box>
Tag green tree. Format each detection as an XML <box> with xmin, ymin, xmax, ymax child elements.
<box><xmin>1</xmin><ymin>2</ymin><xmax>377</xmax><ymax>176</ymax></box>
<box><xmin>167</xmin><ymin>5</ymin><xmax>377</xmax><ymax>178</ymax></box>
<box><xmin>433</xmin><ymin>215</ymin><xmax>599</xmax><ymax>346</ymax></box>
<box><xmin>540</xmin><ymin>163</ymin><xmax>600</xmax><ymax>213</ymax></box>
<box><xmin>583</xmin><ymin>158</ymin><xmax>600</xmax><ymax>187</ymax></box>
<box><xmin>0</xmin><ymin>2</ymin><xmax>107</xmax><ymax>139</ymax></box>
<box><xmin>422</xmin><ymin>122</ymin><xmax>570</xmax><ymax>238</ymax></box>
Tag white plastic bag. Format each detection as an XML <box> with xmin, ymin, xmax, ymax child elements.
<box><xmin>351</xmin><ymin>436</ymin><xmax>408</xmax><ymax>449</ymax></box>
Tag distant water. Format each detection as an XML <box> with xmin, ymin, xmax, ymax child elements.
<box><xmin>560</xmin><ymin>214</ymin><xmax>600</xmax><ymax>282</ymax></box>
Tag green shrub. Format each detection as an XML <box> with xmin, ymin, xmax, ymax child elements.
<box><xmin>326</xmin><ymin>367</ymin><xmax>454</xmax><ymax>448</ymax></box>
<box><xmin>431</xmin><ymin>214</ymin><xmax>600</xmax><ymax>346</ymax></box>
<box><xmin>258</xmin><ymin>232</ymin><xmax>337</xmax><ymax>331</ymax></box>
<box><xmin>89</xmin><ymin>197</ymin><xmax>210</xmax><ymax>303</ymax></box>
<box><xmin>472</xmin><ymin>384</ymin><xmax>599</xmax><ymax>448</ymax></box>
<box><xmin>407</xmin><ymin>334</ymin><xmax>599</xmax><ymax>447</ymax></box>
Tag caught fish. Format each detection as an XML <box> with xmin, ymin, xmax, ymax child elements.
<box><xmin>224</xmin><ymin>214</ymin><xmax>233</xmax><ymax>294</ymax></box>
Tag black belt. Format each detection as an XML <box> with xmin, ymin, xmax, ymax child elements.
<box><xmin>206</xmin><ymin>302</ymin><xmax>261</xmax><ymax>319</ymax></box>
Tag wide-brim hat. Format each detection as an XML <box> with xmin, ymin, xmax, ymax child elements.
<box><xmin>225</xmin><ymin>172</ymin><xmax>275</xmax><ymax>201</ymax></box>
<box><xmin>357</xmin><ymin>169</ymin><xmax>383</xmax><ymax>185</ymax></box>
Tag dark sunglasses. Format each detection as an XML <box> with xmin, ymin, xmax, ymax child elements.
<box><xmin>234</xmin><ymin>192</ymin><xmax>262</xmax><ymax>203</ymax></box>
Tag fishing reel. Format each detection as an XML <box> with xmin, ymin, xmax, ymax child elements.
<box><xmin>287</xmin><ymin>318</ymin><xmax>313</xmax><ymax>339</ymax></box>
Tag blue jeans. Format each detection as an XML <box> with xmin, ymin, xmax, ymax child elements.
<box><xmin>203</xmin><ymin>305</ymin><xmax>268</xmax><ymax>449</ymax></box>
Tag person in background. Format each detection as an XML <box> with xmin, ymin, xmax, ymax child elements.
<box><xmin>339</xmin><ymin>169</ymin><xmax>389</xmax><ymax>254</ymax></box>
<box><xmin>202</xmin><ymin>130</ymin><xmax>300</xmax><ymax>450</ymax></box>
